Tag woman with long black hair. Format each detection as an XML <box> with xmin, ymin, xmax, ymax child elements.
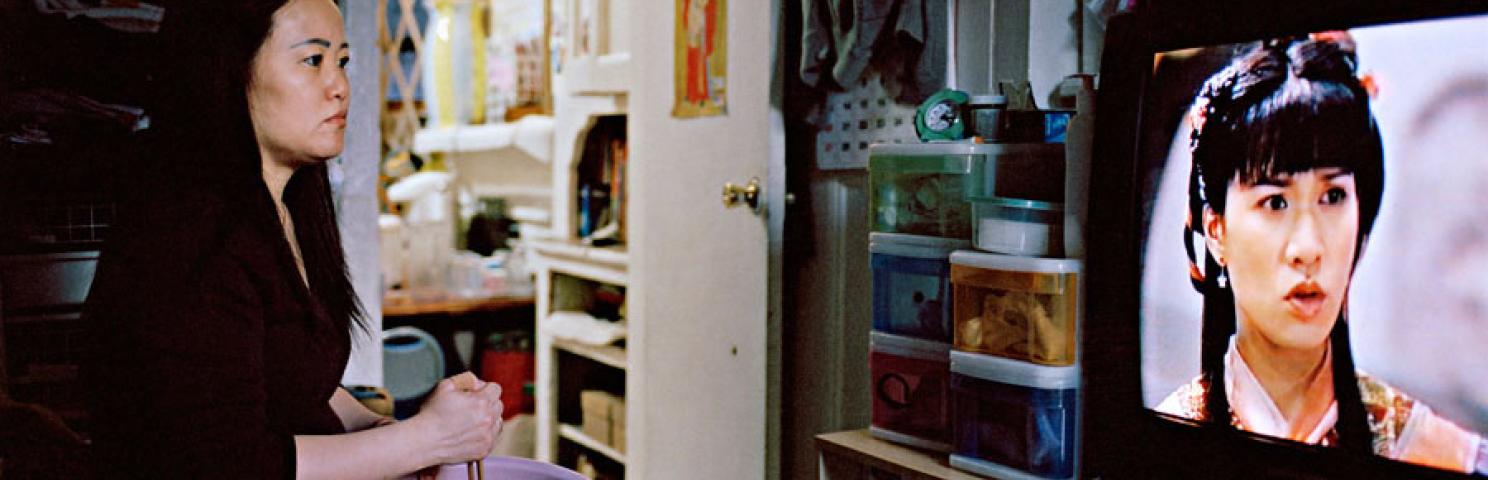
<box><xmin>84</xmin><ymin>1</ymin><xmax>502</xmax><ymax>477</ymax></box>
<box><xmin>1154</xmin><ymin>33</ymin><xmax>1486</xmax><ymax>474</ymax></box>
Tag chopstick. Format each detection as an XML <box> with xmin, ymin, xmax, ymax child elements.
<box><xmin>451</xmin><ymin>372</ymin><xmax>485</xmax><ymax>480</ymax></box>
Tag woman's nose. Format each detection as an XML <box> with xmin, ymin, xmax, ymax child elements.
<box><xmin>1285</xmin><ymin>209</ymin><xmax>1325</xmax><ymax>272</ymax></box>
<box><xmin>328</xmin><ymin>70</ymin><xmax>348</xmax><ymax>102</ymax></box>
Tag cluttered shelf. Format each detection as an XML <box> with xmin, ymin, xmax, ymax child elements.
<box><xmin>551</xmin><ymin>336</ymin><xmax>626</xmax><ymax>370</ymax></box>
<box><xmin>817</xmin><ymin>430</ymin><xmax>985</xmax><ymax>480</ymax></box>
<box><xmin>382</xmin><ymin>287</ymin><xmax>536</xmax><ymax>317</ymax></box>
<box><xmin>558</xmin><ymin>423</ymin><xmax>627</xmax><ymax>465</ymax></box>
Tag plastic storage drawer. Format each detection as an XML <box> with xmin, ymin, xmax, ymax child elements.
<box><xmin>950</xmin><ymin>251</ymin><xmax>1080</xmax><ymax>365</ymax></box>
<box><xmin>870</xmin><ymin>233</ymin><xmax>967</xmax><ymax>341</ymax></box>
<box><xmin>868</xmin><ymin>144</ymin><xmax>980</xmax><ymax>240</ymax></box>
<box><xmin>972</xmin><ymin>198</ymin><xmax>1063</xmax><ymax>257</ymax></box>
<box><xmin>949</xmin><ymin>351</ymin><xmax>1079</xmax><ymax>480</ymax></box>
<box><xmin>869</xmin><ymin>331</ymin><xmax>952</xmax><ymax>452</ymax></box>
<box><xmin>965</xmin><ymin>143</ymin><xmax>1065</xmax><ymax>256</ymax></box>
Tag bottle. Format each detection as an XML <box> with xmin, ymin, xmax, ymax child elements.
<box><xmin>1062</xmin><ymin>74</ymin><xmax>1095</xmax><ymax>258</ymax></box>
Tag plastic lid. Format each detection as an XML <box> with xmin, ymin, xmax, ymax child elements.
<box><xmin>871</xmin><ymin>331</ymin><xmax>951</xmax><ymax>361</ymax></box>
<box><xmin>950</xmin><ymin>250</ymin><xmax>1082</xmax><ymax>274</ymax></box>
<box><xmin>974</xmin><ymin>196</ymin><xmax>1064</xmax><ymax>212</ymax></box>
<box><xmin>969</xmin><ymin>94</ymin><xmax>1008</xmax><ymax>106</ymax></box>
<box><xmin>870</xmin><ymin>232</ymin><xmax>969</xmax><ymax>257</ymax></box>
<box><xmin>870</xmin><ymin>142</ymin><xmax>1045</xmax><ymax>157</ymax></box>
<box><xmin>978</xmin><ymin>142</ymin><xmax>1064</xmax><ymax>156</ymax></box>
<box><xmin>950</xmin><ymin>351</ymin><xmax>1080</xmax><ymax>389</ymax></box>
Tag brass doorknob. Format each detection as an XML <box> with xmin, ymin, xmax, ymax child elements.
<box><xmin>722</xmin><ymin>177</ymin><xmax>762</xmax><ymax>209</ymax></box>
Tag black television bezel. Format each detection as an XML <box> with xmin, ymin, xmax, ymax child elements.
<box><xmin>1082</xmin><ymin>1</ymin><xmax>1488</xmax><ymax>478</ymax></box>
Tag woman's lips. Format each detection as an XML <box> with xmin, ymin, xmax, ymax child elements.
<box><xmin>1285</xmin><ymin>281</ymin><xmax>1326</xmax><ymax>319</ymax></box>
<box><xmin>325</xmin><ymin>112</ymin><xmax>347</xmax><ymax>126</ymax></box>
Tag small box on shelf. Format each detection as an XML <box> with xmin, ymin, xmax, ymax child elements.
<box><xmin>610</xmin><ymin>396</ymin><xmax>627</xmax><ymax>454</ymax></box>
<box><xmin>579</xmin><ymin>389</ymin><xmax>624</xmax><ymax>451</ymax></box>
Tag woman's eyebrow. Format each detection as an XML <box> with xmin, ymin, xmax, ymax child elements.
<box><xmin>1251</xmin><ymin>175</ymin><xmax>1291</xmax><ymax>188</ymax></box>
<box><xmin>290</xmin><ymin>38</ymin><xmax>332</xmax><ymax>49</ymax></box>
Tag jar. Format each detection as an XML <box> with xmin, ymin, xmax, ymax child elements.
<box><xmin>966</xmin><ymin>94</ymin><xmax>1007</xmax><ymax>142</ymax></box>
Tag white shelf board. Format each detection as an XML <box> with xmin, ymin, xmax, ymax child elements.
<box><xmin>559</xmin><ymin>53</ymin><xmax>632</xmax><ymax>96</ymax></box>
<box><xmin>552</xmin><ymin>336</ymin><xmax>627</xmax><ymax>370</ymax></box>
<box><xmin>530</xmin><ymin>239</ymin><xmax>629</xmax><ymax>286</ymax></box>
<box><xmin>558</xmin><ymin>423</ymin><xmax>627</xmax><ymax>464</ymax></box>
<box><xmin>530</xmin><ymin>238</ymin><xmax>628</xmax><ymax>266</ymax></box>
<box><xmin>537</xmin><ymin>254</ymin><xmax>628</xmax><ymax>287</ymax></box>
<box><xmin>412</xmin><ymin>115</ymin><xmax>555</xmax><ymax>161</ymax></box>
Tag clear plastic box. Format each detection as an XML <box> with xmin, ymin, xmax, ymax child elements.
<box><xmin>949</xmin><ymin>351</ymin><xmax>1080</xmax><ymax>480</ymax></box>
<box><xmin>870</xmin><ymin>233</ymin><xmax>968</xmax><ymax>342</ymax></box>
<box><xmin>950</xmin><ymin>251</ymin><xmax>1081</xmax><ymax>365</ymax></box>
<box><xmin>869</xmin><ymin>331</ymin><xmax>952</xmax><ymax>452</ymax></box>
<box><xmin>972</xmin><ymin>198</ymin><xmax>1063</xmax><ymax>257</ymax></box>
<box><xmin>868</xmin><ymin>144</ymin><xmax>980</xmax><ymax>240</ymax></box>
<box><xmin>965</xmin><ymin>142</ymin><xmax>1065</xmax><ymax>256</ymax></box>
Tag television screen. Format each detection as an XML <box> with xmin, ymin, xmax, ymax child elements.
<box><xmin>1136</xmin><ymin>13</ymin><xmax>1488</xmax><ymax>475</ymax></box>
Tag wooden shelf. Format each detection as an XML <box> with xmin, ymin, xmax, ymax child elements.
<box><xmin>552</xmin><ymin>337</ymin><xmax>627</xmax><ymax>370</ymax></box>
<box><xmin>382</xmin><ymin>288</ymin><xmax>536</xmax><ymax>317</ymax></box>
<box><xmin>559</xmin><ymin>423</ymin><xmax>627</xmax><ymax>464</ymax></box>
<box><xmin>816</xmin><ymin>429</ymin><xmax>984</xmax><ymax>480</ymax></box>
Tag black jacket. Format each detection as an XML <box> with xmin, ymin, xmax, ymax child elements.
<box><xmin>84</xmin><ymin>179</ymin><xmax>350</xmax><ymax>479</ymax></box>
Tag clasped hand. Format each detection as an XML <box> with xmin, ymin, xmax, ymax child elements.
<box><xmin>409</xmin><ymin>372</ymin><xmax>504</xmax><ymax>464</ymax></box>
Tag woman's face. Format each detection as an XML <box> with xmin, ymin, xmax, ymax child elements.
<box><xmin>1207</xmin><ymin>167</ymin><xmax>1360</xmax><ymax>350</ymax></box>
<box><xmin>248</xmin><ymin>0</ymin><xmax>349</xmax><ymax>165</ymax></box>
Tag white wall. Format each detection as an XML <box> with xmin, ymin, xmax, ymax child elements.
<box><xmin>956</xmin><ymin>0</ymin><xmax>1089</xmax><ymax>104</ymax></box>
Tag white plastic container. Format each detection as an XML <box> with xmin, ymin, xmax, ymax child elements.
<box><xmin>965</xmin><ymin>143</ymin><xmax>1065</xmax><ymax>256</ymax></box>
<box><xmin>973</xmin><ymin>198</ymin><xmax>1063</xmax><ymax>257</ymax></box>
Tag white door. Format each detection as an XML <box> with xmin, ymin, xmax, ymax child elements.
<box><xmin>626</xmin><ymin>0</ymin><xmax>783</xmax><ymax>478</ymax></box>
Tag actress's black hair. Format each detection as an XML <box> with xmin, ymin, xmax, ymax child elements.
<box><xmin>150</xmin><ymin>0</ymin><xmax>366</xmax><ymax>334</ymax></box>
<box><xmin>1183</xmin><ymin>35</ymin><xmax>1383</xmax><ymax>454</ymax></box>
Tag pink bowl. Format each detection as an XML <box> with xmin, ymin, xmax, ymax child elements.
<box><xmin>402</xmin><ymin>456</ymin><xmax>587</xmax><ymax>480</ymax></box>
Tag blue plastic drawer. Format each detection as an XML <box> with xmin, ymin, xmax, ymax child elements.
<box><xmin>870</xmin><ymin>233</ymin><xmax>966</xmax><ymax>342</ymax></box>
<box><xmin>950</xmin><ymin>351</ymin><xmax>1079</xmax><ymax>479</ymax></box>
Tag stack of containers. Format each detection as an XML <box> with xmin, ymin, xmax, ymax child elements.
<box><xmin>865</xmin><ymin>144</ymin><xmax>978</xmax><ymax>452</ymax></box>
<box><xmin>866</xmin><ymin>133</ymin><xmax>1086</xmax><ymax>480</ymax></box>
<box><xmin>948</xmin><ymin>252</ymin><xmax>1081</xmax><ymax>480</ymax></box>
<box><xmin>948</xmin><ymin>137</ymin><xmax>1083</xmax><ymax>480</ymax></box>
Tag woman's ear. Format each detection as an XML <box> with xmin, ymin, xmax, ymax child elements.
<box><xmin>1203</xmin><ymin>206</ymin><xmax>1227</xmax><ymax>266</ymax></box>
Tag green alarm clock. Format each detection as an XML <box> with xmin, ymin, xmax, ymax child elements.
<box><xmin>915</xmin><ymin>89</ymin><xmax>971</xmax><ymax>141</ymax></box>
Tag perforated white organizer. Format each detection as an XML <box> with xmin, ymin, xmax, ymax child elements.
<box><xmin>815</xmin><ymin>73</ymin><xmax>922</xmax><ymax>170</ymax></box>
